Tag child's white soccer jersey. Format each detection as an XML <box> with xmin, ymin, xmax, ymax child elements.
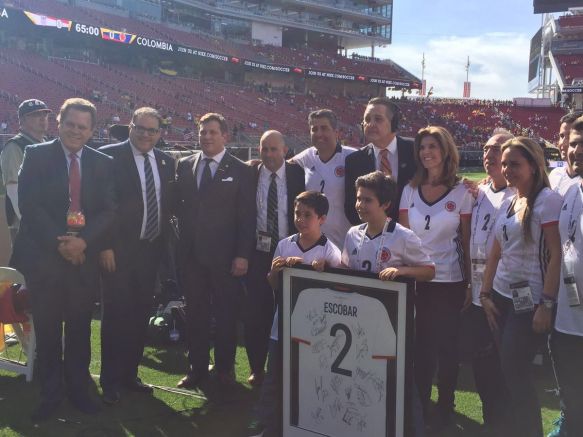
<box><xmin>470</xmin><ymin>183</ymin><xmax>515</xmax><ymax>305</ymax></box>
<box><xmin>549</xmin><ymin>166</ymin><xmax>581</xmax><ymax>197</ymax></box>
<box><xmin>556</xmin><ymin>183</ymin><xmax>583</xmax><ymax>336</ymax></box>
<box><xmin>493</xmin><ymin>187</ymin><xmax>562</xmax><ymax>302</ymax></box>
<box><xmin>270</xmin><ymin>234</ymin><xmax>341</xmax><ymax>341</ymax></box>
<box><xmin>293</xmin><ymin>145</ymin><xmax>356</xmax><ymax>249</ymax></box>
<box><xmin>291</xmin><ymin>288</ymin><xmax>394</xmax><ymax>437</ymax></box>
<box><xmin>341</xmin><ymin>218</ymin><xmax>434</xmax><ymax>274</ymax></box>
<box><xmin>399</xmin><ymin>182</ymin><xmax>473</xmax><ymax>282</ymax></box>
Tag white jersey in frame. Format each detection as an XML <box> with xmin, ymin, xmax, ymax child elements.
<box><xmin>291</xmin><ymin>288</ymin><xmax>395</xmax><ymax>437</ymax></box>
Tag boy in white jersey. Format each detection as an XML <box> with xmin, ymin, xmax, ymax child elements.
<box><xmin>291</xmin><ymin>109</ymin><xmax>356</xmax><ymax>249</ymax></box>
<box><xmin>247</xmin><ymin>191</ymin><xmax>341</xmax><ymax>437</ymax></box>
<box><xmin>343</xmin><ymin>171</ymin><xmax>433</xmax><ymax>437</ymax></box>
<box><xmin>548</xmin><ymin>112</ymin><xmax>582</xmax><ymax>197</ymax></box>
<box><xmin>342</xmin><ymin>171</ymin><xmax>434</xmax><ymax>282</ymax></box>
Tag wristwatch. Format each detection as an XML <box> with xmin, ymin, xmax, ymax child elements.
<box><xmin>540</xmin><ymin>299</ymin><xmax>556</xmax><ymax>309</ymax></box>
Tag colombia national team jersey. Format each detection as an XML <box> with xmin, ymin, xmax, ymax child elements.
<box><xmin>399</xmin><ymin>183</ymin><xmax>473</xmax><ymax>282</ymax></box>
<box><xmin>291</xmin><ymin>288</ymin><xmax>395</xmax><ymax>436</ymax></box>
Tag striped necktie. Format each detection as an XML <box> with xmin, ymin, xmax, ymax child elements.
<box><xmin>379</xmin><ymin>149</ymin><xmax>392</xmax><ymax>177</ymax></box>
<box><xmin>267</xmin><ymin>172</ymin><xmax>279</xmax><ymax>251</ymax></box>
<box><xmin>143</xmin><ymin>153</ymin><xmax>159</xmax><ymax>240</ymax></box>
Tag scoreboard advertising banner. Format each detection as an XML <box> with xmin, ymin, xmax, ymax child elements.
<box><xmin>281</xmin><ymin>266</ymin><xmax>410</xmax><ymax>437</ymax></box>
<box><xmin>0</xmin><ymin>6</ymin><xmax>419</xmax><ymax>90</ymax></box>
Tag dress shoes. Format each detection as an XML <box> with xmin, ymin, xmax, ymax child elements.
<box><xmin>124</xmin><ymin>377</ymin><xmax>153</xmax><ymax>394</ymax></box>
<box><xmin>102</xmin><ymin>388</ymin><xmax>121</xmax><ymax>405</ymax></box>
<box><xmin>217</xmin><ymin>369</ymin><xmax>237</xmax><ymax>387</ymax></box>
<box><xmin>247</xmin><ymin>372</ymin><xmax>265</xmax><ymax>387</ymax></box>
<box><xmin>31</xmin><ymin>400</ymin><xmax>61</xmax><ymax>422</ymax></box>
<box><xmin>177</xmin><ymin>373</ymin><xmax>208</xmax><ymax>389</ymax></box>
<box><xmin>68</xmin><ymin>394</ymin><xmax>101</xmax><ymax>415</ymax></box>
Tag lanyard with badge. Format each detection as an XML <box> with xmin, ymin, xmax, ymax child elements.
<box><xmin>471</xmin><ymin>186</ymin><xmax>495</xmax><ymax>297</ymax></box>
<box><xmin>563</xmin><ymin>186</ymin><xmax>582</xmax><ymax>306</ymax></box>
<box><xmin>504</xmin><ymin>196</ymin><xmax>536</xmax><ymax>313</ymax></box>
<box><xmin>355</xmin><ymin>219</ymin><xmax>390</xmax><ymax>273</ymax></box>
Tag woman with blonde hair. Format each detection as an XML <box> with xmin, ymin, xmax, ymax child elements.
<box><xmin>399</xmin><ymin>126</ymin><xmax>473</xmax><ymax>432</ymax></box>
<box><xmin>480</xmin><ymin>137</ymin><xmax>562</xmax><ymax>437</ymax></box>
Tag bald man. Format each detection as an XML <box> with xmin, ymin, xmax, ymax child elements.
<box><xmin>244</xmin><ymin>131</ymin><xmax>305</xmax><ymax>385</ymax></box>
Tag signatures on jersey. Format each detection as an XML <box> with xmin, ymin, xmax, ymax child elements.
<box><xmin>303</xmin><ymin>306</ymin><xmax>386</xmax><ymax>434</ymax></box>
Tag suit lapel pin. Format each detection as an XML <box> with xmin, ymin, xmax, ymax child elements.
<box><xmin>162</xmin><ymin>160</ymin><xmax>166</xmax><ymax>166</ymax></box>
<box><xmin>401</xmin><ymin>163</ymin><xmax>407</xmax><ymax>168</ymax></box>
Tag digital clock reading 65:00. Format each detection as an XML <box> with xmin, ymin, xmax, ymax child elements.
<box><xmin>74</xmin><ymin>23</ymin><xmax>100</xmax><ymax>36</ymax></box>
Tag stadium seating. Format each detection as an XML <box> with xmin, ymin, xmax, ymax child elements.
<box><xmin>12</xmin><ymin>0</ymin><xmax>416</xmax><ymax>83</ymax></box>
<box><xmin>553</xmin><ymin>54</ymin><xmax>583</xmax><ymax>84</ymax></box>
<box><xmin>0</xmin><ymin>45</ymin><xmax>566</xmax><ymax>148</ymax></box>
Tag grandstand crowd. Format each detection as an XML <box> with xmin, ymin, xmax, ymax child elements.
<box><xmin>1</xmin><ymin>90</ymin><xmax>583</xmax><ymax>437</ymax></box>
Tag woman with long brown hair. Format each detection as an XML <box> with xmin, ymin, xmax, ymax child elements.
<box><xmin>399</xmin><ymin>126</ymin><xmax>473</xmax><ymax>432</ymax></box>
<box><xmin>480</xmin><ymin>137</ymin><xmax>562</xmax><ymax>437</ymax></box>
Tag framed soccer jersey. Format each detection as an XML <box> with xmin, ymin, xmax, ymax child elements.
<box><xmin>281</xmin><ymin>266</ymin><xmax>410</xmax><ymax>437</ymax></box>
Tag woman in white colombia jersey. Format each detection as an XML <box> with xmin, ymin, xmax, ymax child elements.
<box><xmin>480</xmin><ymin>137</ymin><xmax>562</xmax><ymax>437</ymax></box>
<box><xmin>398</xmin><ymin>126</ymin><xmax>473</xmax><ymax>431</ymax></box>
<box><xmin>550</xmin><ymin>118</ymin><xmax>583</xmax><ymax>436</ymax></box>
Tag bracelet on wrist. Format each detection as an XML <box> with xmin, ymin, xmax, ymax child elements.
<box><xmin>541</xmin><ymin>293</ymin><xmax>557</xmax><ymax>302</ymax></box>
<box><xmin>478</xmin><ymin>292</ymin><xmax>491</xmax><ymax>301</ymax></box>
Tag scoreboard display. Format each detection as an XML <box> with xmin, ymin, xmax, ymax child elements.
<box><xmin>0</xmin><ymin>5</ymin><xmax>420</xmax><ymax>90</ymax></box>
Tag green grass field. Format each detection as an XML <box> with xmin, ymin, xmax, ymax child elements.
<box><xmin>0</xmin><ymin>314</ymin><xmax>560</xmax><ymax>437</ymax></box>
<box><xmin>0</xmin><ymin>169</ymin><xmax>559</xmax><ymax>436</ymax></box>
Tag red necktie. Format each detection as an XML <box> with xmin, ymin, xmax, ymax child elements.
<box><xmin>380</xmin><ymin>149</ymin><xmax>392</xmax><ymax>176</ymax></box>
<box><xmin>69</xmin><ymin>153</ymin><xmax>81</xmax><ymax>212</ymax></box>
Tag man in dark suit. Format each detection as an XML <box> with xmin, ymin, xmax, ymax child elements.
<box><xmin>343</xmin><ymin>97</ymin><xmax>420</xmax><ymax>436</ymax></box>
<box><xmin>98</xmin><ymin>107</ymin><xmax>175</xmax><ymax>404</ymax></box>
<box><xmin>344</xmin><ymin>97</ymin><xmax>416</xmax><ymax>222</ymax></box>
<box><xmin>244</xmin><ymin>130</ymin><xmax>304</xmax><ymax>386</ymax></box>
<box><xmin>10</xmin><ymin>98</ymin><xmax>116</xmax><ymax>421</ymax></box>
<box><xmin>175</xmin><ymin>113</ymin><xmax>256</xmax><ymax>389</ymax></box>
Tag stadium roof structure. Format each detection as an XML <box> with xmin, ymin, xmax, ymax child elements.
<box><xmin>172</xmin><ymin>0</ymin><xmax>394</xmax><ymax>49</ymax></box>
<box><xmin>534</xmin><ymin>0</ymin><xmax>583</xmax><ymax>14</ymax></box>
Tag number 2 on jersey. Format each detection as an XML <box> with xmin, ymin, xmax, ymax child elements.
<box><xmin>319</xmin><ymin>179</ymin><xmax>325</xmax><ymax>193</ymax></box>
<box><xmin>330</xmin><ymin>323</ymin><xmax>352</xmax><ymax>377</ymax></box>
<box><xmin>424</xmin><ymin>215</ymin><xmax>431</xmax><ymax>230</ymax></box>
<box><xmin>481</xmin><ymin>213</ymin><xmax>491</xmax><ymax>231</ymax></box>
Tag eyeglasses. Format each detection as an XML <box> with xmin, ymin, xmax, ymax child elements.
<box><xmin>130</xmin><ymin>123</ymin><xmax>160</xmax><ymax>136</ymax></box>
<box><xmin>483</xmin><ymin>145</ymin><xmax>501</xmax><ymax>153</ymax></box>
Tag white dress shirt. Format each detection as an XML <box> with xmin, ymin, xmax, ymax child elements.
<box><xmin>256</xmin><ymin>163</ymin><xmax>288</xmax><ymax>240</ymax></box>
<box><xmin>130</xmin><ymin>142</ymin><xmax>161</xmax><ymax>240</ymax></box>
<box><xmin>196</xmin><ymin>148</ymin><xmax>226</xmax><ymax>187</ymax></box>
<box><xmin>62</xmin><ymin>144</ymin><xmax>84</xmax><ymax>175</ymax></box>
<box><xmin>372</xmin><ymin>136</ymin><xmax>399</xmax><ymax>180</ymax></box>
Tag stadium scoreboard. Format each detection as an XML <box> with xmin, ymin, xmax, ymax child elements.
<box><xmin>0</xmin><ymin>6</ymin><xmax>420</xmax><ymax>91</ymax></box>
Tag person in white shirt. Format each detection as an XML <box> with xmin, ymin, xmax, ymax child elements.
<box><xmin>548</xmin><ymin>112</ymin><xmax>582</xmax><ymax>197</ymax></box>
<box><xmin>343</xmin><ymin>170</ymin><xmax>434</xmax><ymax>437</ymax></box>
<box><xmin>464</xmin><ymin>131</ymin><xmax>515</xmax><ymax>433</ymax></box>
<box><xmin>247</xmin><ymin>191</ymin><xmax>341</xmax><ymax>437</ymax></box>
<box><xmin>291</xmin><ymin>109</ymin><xmax>355</xmax><ymax>249</ymax></box>
<box><xmin>549</xmin><ymin>116</ymin><xmax>583</xmax><ymax>437</ymax></box>
<box><xmin>480</xmin><ymin>137</ymin><xmax>562</xmax><ymax>437</ymax></box>
<box><xmin>398</xmin><ymin>126</ymin><xmax>473</xmax><ymax>432</ymax></box>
